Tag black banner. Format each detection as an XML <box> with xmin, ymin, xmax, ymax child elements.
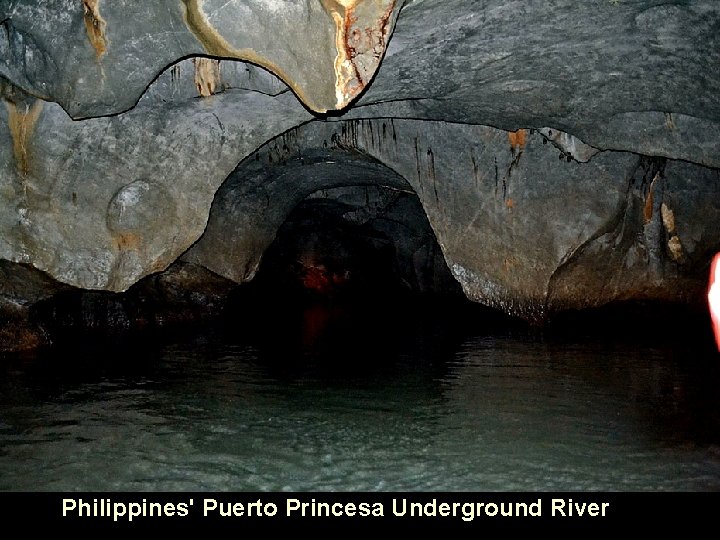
<box><xmin>1</xmin><ymin>492</ymin><xmax>716</xmax><ymax>532</ymax></box>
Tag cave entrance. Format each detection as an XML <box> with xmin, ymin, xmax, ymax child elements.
<box><xmin>224</xmin><ymin>183</ymin><xmax>470</xmax><ymax>353</ymax></box>
<box><xmin>250</xmin><ymin>184</ymin><xmax>463</xmax><ymax>304</ymax></box>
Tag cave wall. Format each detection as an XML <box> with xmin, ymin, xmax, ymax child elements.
<box><xmin>0</xmin><ymin>0</ymin><xmax>719</xmax><ymax>346</ymax></box>
<box><xmin>187</xmin><ymin>120</ymin><xmax>719</xmax><ymax>322</ymax></box>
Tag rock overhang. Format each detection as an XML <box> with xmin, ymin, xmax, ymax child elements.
<box><xmin>0</xmin><ymin>0</ymin><xmax>718</xmax><ymax>329</ymax></box>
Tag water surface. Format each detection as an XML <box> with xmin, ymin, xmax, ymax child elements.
<box><xmin>1</xmin><ymin>299</ymin><xmax>719</xmax><ymax>491</ymax></box>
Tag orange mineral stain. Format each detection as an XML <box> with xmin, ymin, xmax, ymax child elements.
<box><xmin>508</xmin><ymin>129</ymin><xmax>527</xmax><ymax>153</ymax></box>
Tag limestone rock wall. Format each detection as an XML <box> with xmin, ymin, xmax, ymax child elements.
<box><xmin>1</xmin><ymin>0</ymin><xmax>401</xmax><ymax>116</ymax></box>
<box><xmin>188</xmin><ymin>120</ymin><xmax>720</xmax><ymax>322</ymax></box>
<box><xmin>0</xmin><ymin>0</ymin><xmax>718</xmax><ymax>336</ymax></box>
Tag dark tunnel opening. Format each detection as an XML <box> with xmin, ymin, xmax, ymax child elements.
<box><xmin>241</xmin><ymin>188</ymin><xmax>463</xmax><ymax>303</ymax></box>
<box><xmin>19</xmin><ymin>159</ymin><xmax>525</xmax><ymax>355</ymax></box>
<box><xmin>221</xmin><ymin>184</ymin><xmax>524</xmax><ymax>359</ymax></box>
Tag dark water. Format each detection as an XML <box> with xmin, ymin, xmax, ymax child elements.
<box><xmin>1</xmin><ymin>298</ymin><xmax>720</xmax><ymax>492</ymax></box>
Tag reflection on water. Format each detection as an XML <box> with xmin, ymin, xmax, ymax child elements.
<box><xmin>1</xmin><ymin>298</ymin><xmax>719</xmax><ymax>492</ymax></box>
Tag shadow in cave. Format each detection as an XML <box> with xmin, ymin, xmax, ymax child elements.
<box><xmin>544</xmin><ymin>299</ymin><xmax>719</xmax><ymax>356</ymax></box>
<box><xmin>220</xmin><ymin>189</ymin><xmax>523</xmax><ymax>369</ymax></box>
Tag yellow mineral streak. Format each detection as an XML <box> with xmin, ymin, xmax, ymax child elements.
<box><xmin>82</xmin><ymin>0</ymin><xmax>108</xmax><ymax>59</ymax></box>
<box><xmin>182</xmin><ymin>0</ymin><xmax>393</xmax><ymax>112</ymax></box>
<box><xmin>4</xmin><ymin>99</ymin><xmax>43</xmax><ymax>177</ymax></box>
<box><xmin>660</xmin><ymin>203</ymin><xmax>683</xmax><ymax>262</ymax></box>
<box><xmin>667</xmin><ymin>235</ymin><xmax>683</xmax><ymax>262</ymax></box>
<box><xmin>193</xmin><ymin>57</ymin><xmax>221</xmax><ymax>97</ymax></box>
<box><xmin>321</xmin><ymin>0</ymin><xmax>392</xmax><ymax>109</ymax></box>
<box><xmin>181</xmin><ymin>0</ymin><xmax>311</xmax><ymax>109</ymax></box>
<box><xmin>329</xmin><ymin>8</ymin><xmax>353</xmax><ymax>109</ymax></box>
<box><xmin>660</xmin><ymin>202</ymin><xmax>676</xmax><ymax>234</ymax></box>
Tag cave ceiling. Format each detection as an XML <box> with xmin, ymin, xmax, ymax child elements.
<box><xmin>1</xmin><ymin>0</ymin><xmax>719</xmax><ymax>321</ymax></box>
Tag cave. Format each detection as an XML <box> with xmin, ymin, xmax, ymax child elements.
<box><xmin>229</xmin><ymin>186</ymin><xmax>463</xmax><ymax>312</ymax></box>
<box><xmin>1</xmin><ymin>0</ymin><xmax>720</xmax><ymax>496</ymax></box>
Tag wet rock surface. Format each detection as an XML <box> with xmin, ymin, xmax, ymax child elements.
<box><xmin>1</xmin><ymin>1</ymin><xmax>719</xmax><ymax>350</ymax></box>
